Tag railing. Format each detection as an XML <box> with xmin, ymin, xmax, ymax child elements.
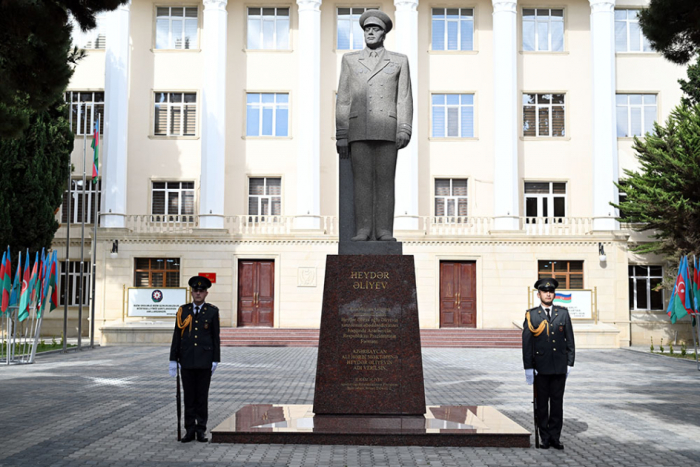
<box><xmin>422</xmin><ymin>216</ymin><xmax>494</xmax><ymax>236</ymax></box>
<box><xmin>125</xmin><ymin>215</ymin><xmax>199</xmax><ymax>234</ymax></box>
<box><xmin>520</xmin><ymin>217</ymin><xmax>593</xmax><ymax>236</ymax></box>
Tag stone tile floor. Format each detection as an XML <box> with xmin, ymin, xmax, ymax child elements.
<box><xmin>1</xmin><ymin>346</ymin><xmax>699</xmax><ymax>466</ymax></box>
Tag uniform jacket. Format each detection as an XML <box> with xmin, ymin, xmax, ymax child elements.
<box><xmin>522</xmin><ymin>305</ymin><xmax>575</xmax><ymax>375</ymax></box>
<box><xmin>170</xmin><ymin>302</ymin><xmax>221</xmax><ymax>370</ymax></box>
<box><xmin>336</xmin><ymin>47</ymin><xmax>413</xmax><ymax>143</ymax></box>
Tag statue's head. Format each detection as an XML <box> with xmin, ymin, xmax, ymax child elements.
<box><xmin>359</xmin><ymin>10</ymin><xmax>392</xmax><ymax>49</ymax></box>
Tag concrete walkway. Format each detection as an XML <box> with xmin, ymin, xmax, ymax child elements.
<box><xmin>1</xmin><ymin>346</ymin><xmax>699</xmax><ymax>466</ymax></box>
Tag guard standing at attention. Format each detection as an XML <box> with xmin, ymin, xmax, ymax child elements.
<box><xmin>522</xmin><ymin>278</ymin><xmax>575</xmax><ymax>450</ymax></box>
<box><xmin>169</xmin><ymin>275</ymin><xmax>221</xmax><ymax>443</ymax></box>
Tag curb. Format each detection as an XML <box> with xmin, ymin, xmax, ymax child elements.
<box><xmin>621</xmin><ymin>346</ymin><xmax>700</xmax><ymax>367</ymax></box>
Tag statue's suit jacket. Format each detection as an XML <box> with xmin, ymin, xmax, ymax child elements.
<box><xmin>522</xmin><ymin>305</ymin><xmax>575</xmax><ymax>375</ymax></box>
<box><xmin>336</xmin><ymin>47</ymin><xmax>413</xmax><ymax>143</ymax></box>
<box><xmin>170</xmin><ymin>303</ymin><xmax>221</xmax><ymax>370</ymax></box>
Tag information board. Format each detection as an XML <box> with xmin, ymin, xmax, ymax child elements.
<box><xmin>127</xmin><ymin>287</ymin><xmax>187</xmax><ymax>317</ymax></box>
<box><xmin>530</xmin><ymin>289</ymin><xmax>594</xmax><ymax>320</ymax></box>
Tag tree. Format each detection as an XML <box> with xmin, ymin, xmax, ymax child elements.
<box><xmin>638</xmin><ymin>0</ymin><xmax>700</xmax><ymax>65</ymax></box>
<box><xmin>0</xmin><ymin>98</ymin><xmax>72</xmax><ymax>256</ymax></box>
<box><xmin>0</xmin><ymin>0</ymin><xmax>127</xmax><ymax>138</ymax></box>
<box><xmin>678</xmin><ymin>56</ymin><xmax>700</xmax><ymax>107</ymax></box>
<box><xmin>615</xmin><ymin>104</ymin><xmax>700</xmax><ymax>256</ymax></box>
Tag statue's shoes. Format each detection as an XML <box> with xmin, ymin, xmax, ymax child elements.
<box><xmin>377</xmin><ymin>234</ymin><xmax>396</xmax><ymax>241</ymax></box>
<box><xmin>351</xmin><ymin>232</ymin><xmax>370</xmax><ymax>241</ymax></box>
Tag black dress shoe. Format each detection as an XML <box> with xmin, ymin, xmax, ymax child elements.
<box><xmin>196</xmin><ymin>432</ymin><xmax>208</xmax><ymax>443</ymax></box>
<box><xmin>551</xmin><ymin>440</ymin><xmax>564</xmax><ymax>450</ymax></box>
<box><xmin>181</xmin><ymin>432</ymin><xmax>195</xmax><ymax>443</ymax></box>
<box><xmin>539</xmin><ymin>441</ymin><xmax>550</xmax><ymax>449</ymax></box>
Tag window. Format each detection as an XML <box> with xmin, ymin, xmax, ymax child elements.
<box><xmin>538</xmin><ymin>260</ymin><xmax>583</xmax><ymax>289</ymax></box>
<box><xmin>431</xmin><ymin>8</ymin><xmax>474</xmax><ymax>51</ymax></box>
<box><xmin>435</xmin><ymin>179</ymin><xmax>467</xmax><ymax>220</ymax></box>
<box><xmin>615</xmin><ymin>9</ymin><xmax>652</xmax><ymax>53</ymax></box>
<box><xmin>523</xmin><ymin>93</ymin><xmax>565</xmax><ymax>137</ymax></box>
<box><xmin>337</xmin><ymin>7</ymin><xmax>378</xmax><ymax>50</ymax></box>
<box><xmin>62</xmin><ymin>179</ymin><xmax>102</xmax><ymax>225</ymax></box>
<box><xmin>156</xmin><ymin>6</ymin><xmax>198</xmax><ymax>49</ymax></box>
<box><xmin>154</xmin><ymin>92</ymin><xmax>197</xmax><ymax>136</ymax></box>
<box><xmin>522</xmin><ymin>9</ymin><xmax>564</xmax><ymax>52</ymax></box>
<box><xmin>59</xmin><ymin>261</ymin><xmax>91</xmax><ymax>306</ymax></box>
<box><xmin>617</xmin><ymin>189</ymin><xmax>629</xmax><ymax>221</ymax></box>
<box><xmin>247</xmin><ymin>7</ymin><xmax>290</xmax><ymax>50</ymax></box>
<box><xmin>629</xmin><ymin>266</ymin><xmax>663</xmax><ymax>311</ymax></box>
<box><xmin>525</xmin><ymin>182</ymin><xmax>566</xmax><ymax>219</ymax></box>
<box><xmin>134</xmin><ymin>258</ymin><xmax>180</xmax><ymax>287</ymax></box>
<box><xmin>616</xmin><ymin>94</ymin><xmax>657</xmax><ymax>138</ymax></box>
<box><xmin>432</xmin><ymin>94</ymin><xmax>474</xmax><ymax>138</ymax></box>
<box><xmin>71</xmin><ymin>12</ymin><xmax>107</xmax><ymax>49</ymax></box>
<box><xmin>246</xmin><ymin>93</ymin><xmax>289</xmax><ymax>137</ymax></box>
<box><xmin>248</xmin><ymin>177</ymin><xmax>281</xmax><ymax>216</ymax></box>
<box><xmin>65</xmin><ymin>91</ymin><xmax>105</xmax><ymax>135</ymax></box>
<box><xmin>152</xmin><ymin>181</ymin><xmax>195</xmax><ymax>222</ymax></box>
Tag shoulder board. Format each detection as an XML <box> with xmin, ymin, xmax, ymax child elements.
<box><xmin>556</xmin><ymin>305</ymin><xmax>568</xmax><ymax>311</ymax></box>
<box><xmin>526</xmin><ymin>307</ymin><xmax>539</xmax><ymax>313</ymax></box>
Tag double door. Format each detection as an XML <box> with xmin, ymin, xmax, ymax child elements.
<box><xmin>439</xmin><ymin>261</ymin><xmax>476</xmax><ymax>328</ymax></box>
<box><xmin>237</xmin><ymin>260</ymin><xmax>274</xmax><ymax>327</ymax></box>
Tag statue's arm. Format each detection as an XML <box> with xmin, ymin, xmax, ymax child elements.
<box><xmin>336</xmin><ymin>55</ymin><xmax>352</xmax><ymax>141</ymax></box>
<box><xmin>396</xmin><ymin>56</ymin><xmax>413</xmax><ymax>141</ymax></box>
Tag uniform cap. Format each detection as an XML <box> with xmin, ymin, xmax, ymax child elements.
<box><xmin>359</xmin><ymin>10</ymin><xmax>393</xmax><ymax>34</ymax></box>
<box><xmin>188</xmin><ymin>275</ymin><xmax>212</xmax><ymax>290</ymax></box>
<box><xmin>534</xmin><ymin>278</ymin><xmax>559</xmax><ymax>291</ymax></box>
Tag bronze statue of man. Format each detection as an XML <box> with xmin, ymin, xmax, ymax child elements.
<box><xmin>336</xmin><ymin>10</ymin><xmax>413</xmax><ymax>242</ymax></box>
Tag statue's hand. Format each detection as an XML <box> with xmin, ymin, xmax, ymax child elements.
<box><xmin>337</xmin><ymin>139</ymin><xmax>350</xmax><ymax>159</ymax></box>
<box><xmin>396</xmin><ymin>133</ymin><xmax>410</xmax><ymax>150</ymax></box>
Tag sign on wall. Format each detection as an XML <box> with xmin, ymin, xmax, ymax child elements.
<box><xmin>127</xmin><ymin>287</ymin><xmax>188</xmax><ymax>317</ymax></box>
<box><xmin>530</xmin><ymin>289</ymin><xmax>595</xmax><ymax>320</ymax></box>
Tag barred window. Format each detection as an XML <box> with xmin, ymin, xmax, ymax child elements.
<box><xmin>525</xmin><ymin>182</ymin><xmax>566</xmax><ymax>220</ymax></box>
<box><xmin>523</xmin><ymin>93</ymin><xmax>565</xmax><ymax>137</ymax></box>
<box><xmin>247</xmin><ymin>7</ymin><xmax>290</xmax><ymax>50</ymax></box>
<box><xmin>61</xmin><ymin>179</ymin><xmax>101</xmax><ymax>225</ymax></box>
<box><xmin>431</xmin><ymin>8</ymin><xmax>474</xmax><ymax>51</ymax></box>
<box><xmin>615</xmin><ymin>9</ymin><xmax>652</xmax><ymax>53</ymax></box>
<box><xmin>435</xmin><ymin>179</ymin><xmax>467</xmax><ymax>219</ymax></box>
<box><xmin>629</xmin><ymin>266</ymin><xmax>664</xmax><ymax>311</ymax></box>
<box><xmin>432</xmin><ymin>94</ymin><xmax>474</xmax><ymax>138</ymax></box>
<box><xmin>538</xmin><ymin>260</ymin><xmax>583</xmax><ymax>289</ymax></box>
<box><xmin>59</xmin><ymin>261</ymin><xmax>91</xmax><ymax>306</ymax></box>
<box><xmin>616</xmin><ymin>94</ymin><xmax>657</xmax><ymax>138</ymax></box>
<box><xmin>71</xmin><ymin>12</ymin><xmax>108</xmax><ymax>49</ymax></box>
<box><xmin>156</xmin><ymin>6</ymin><xmax>199</xmax><ymax>49</ymax></box>
<box><xmin>248</xmin><ymin>177</ymin><xmax>281</xmax><ymax>216</ymax></box>
<box><xmin>522</xmin><ymin>9</ymin><xmax>564</xmax><ymax>52</ymax></box>
<box><xmin>246</xmin><ymin>93</ymin><xmax>289</xmax><ymax>137</ymax></box>
<box><xmin>154</xmin><ymin>92</ymin><xmax>197</xmax><ymax>137</ymax></box>
<box><xmin>134</xmin><ymin>258</ymin><xmax>180</xmax><ymax>287</ymax></box>
<box><xmin>337</xmin><ymin>7</ymin><xmax>378</xmax><ymax>50</ymax></box>
<box><xmin>151</xmin><ymin>181</ymin><xmax>195</xmax><ymax>222</ymax></box>
<box><xmin>65</xmin><ymin>91</ymin><xmax>104</xmax><ymax>135</ymax></box>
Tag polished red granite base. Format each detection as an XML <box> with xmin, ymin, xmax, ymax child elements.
<box><xmin>211</xmin><ymin>404</ymin><xmax>530</xmax><ymax>447</ymax></box>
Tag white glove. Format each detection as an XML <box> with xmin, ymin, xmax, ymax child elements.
<box><xmin>169</xmin><ymin>361</ymin><xmax>178</xmax><ymax>377</ymax></box>
<box><xmin>525</xmin><ymin>369</ymin><xmax>535</xmax><ymax>385</ymax></box>
<box><xmin>567</xmin><ymin>366</ymin><xmax>572</xmax><ymax>377</ymax></box>
<box><xmin>212</xmin><ymin>362</ymin><xmax>218</xmax><ymax>375</ymax></box>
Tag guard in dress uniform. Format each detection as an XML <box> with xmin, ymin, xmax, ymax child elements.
<box><xmin>169</xmin><ymin>276</ymin><xmax>221</xmax><ymax>443</ymax></box>
<box><xmin>522</xmin><ymin>278</ymin><xmax>575</xmax><ymax>450</ymax></box>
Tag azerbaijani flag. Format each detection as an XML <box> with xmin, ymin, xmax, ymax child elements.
<box><xmin>553</xmin><ymin>292</ymin><xmax>572</xmax><ymax>304</ymax></box>
<box><xmin>49</xmin><ymin>251</ymin><xmax>58</xmax><ymax>312</ymax></box>
<box><xmin>9</xmin><ymin>250</ymin><xmax>21</xmax><ymax>308</ymax></box>
<box><xmin>1</xmin><ymin>248</ymin><xmax>10</xmax><ymax>313</ymax></box>
<box><xmin>668</xmin><ymin>256</ymin><xmax>692</xmax><ymax>324</ymax></box>
<box><xmin>91</xmin><ymin>116</ymin><xmax>99</xmax><ymax>183</ymax></box>
<box><xmin>17</xmin><ymin>251</ymin><xmax>31</xmax><ymax>321</ymax></box>
<box><xmin>0</xmin><ymin>251</ymin><xmax>6</xmax><ymax>314</ymax></box>
<box><xmin>28</xmin><ymin>251</ymin><xmax>39</xmax><ymax>306</ymax></box>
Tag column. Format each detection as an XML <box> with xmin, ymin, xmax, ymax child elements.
<box><xmin>590</xmin><ymin>0</ymin><xmax>618</xmax><ymax>231</ymax></box>
<box><xmin>102</xmin><ymin>1</ymin><xmax>131</xmax><ymax>228</ymax></box>
<box><xmin>199</xmin><ymin>0</ymin><xmax>228</xmax><ymax>229</ymax></box>
<box><xmin>393</xmin><ymin>0</ymin><xmax>419</xmax><ymax>230</ymax></box>
<box><xmin>295</xmin><ymin>0</ymin><xmax>322</xmax><ymax>229</ymax></box>
<box><xmin>492</xmin><ymin>0</ymin><xmax>519</xmax><ymax>231</ymax></box>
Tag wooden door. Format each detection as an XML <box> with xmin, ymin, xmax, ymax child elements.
<box><xmin>439</xmin><ymin>261</ymin><xmax>476</xmax><ymax>328</ymax></box>
<box><xmin>237</xmin><ymin>260</ymin><xmax>275</xmax><ymax>327</ymax></box>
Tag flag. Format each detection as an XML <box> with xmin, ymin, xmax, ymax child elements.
<box><xmin>9</xmin><ymin>250</ymin><xmax>21</xmax><ymax>308</ymax></box>
<box><xmin>91</xmin><ymin>116</ymin><xmax>99</xmax><ymax>183</ymax></box>
<box><xmin>17</xmin><ymin>252</ymin><xmax>30</xmax><ymax>321</ymax></box>
<box><xmin>49</xmin><ymin>251</ymin><xmax>58</xmax><ymax>312</ymax></box>
<box><xmin>0</xmin><ymin>251</ymin><xmax>6</xmax><ymax>315</ymax></box>
<box><xmin>668</xmin><ymin>256</ymin><xmax>692</xmax><ymax>324</ymax></box>
<box><xmin>29</xmin><ymin>251</ymin><xmax>39</xmax><ymax>306</ymax></box>
<box><xmin>1</xmin><ymin>248</ymin><xmax>10</xmax><ymax>313</ymax></box>
<box><xmin>553</xmin><ymin>293</ymin><xmax>572</xmax><ymax>304</ymax></box>
<box><xmin>39</xmin><ymin>251</ymin><xmax>52</xmax><ymax>317</ymax></box>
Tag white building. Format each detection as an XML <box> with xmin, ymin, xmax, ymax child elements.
<box><xmin>52</xmin><ymin>0</ymin><xmax>688</xmax><ymax>348</ymax></box>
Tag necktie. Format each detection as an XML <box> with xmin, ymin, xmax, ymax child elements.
<box><xmin>370</xmin><ymin>51</ymin><xmax>377</xmax><ymax>58</ymax></box>
<box><xmin>545</xmin><ymin>308</ymin><xmax>551</xmax><ymax>322</ymax></box>
<box><xmin>194</xmin><ymin>306</ymin><xmax>200</xmax><ymax>316</ymax></box>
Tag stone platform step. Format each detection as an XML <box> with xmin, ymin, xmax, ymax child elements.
<box><xmin>220</xmin><ymin>328</ymin><xmax>521</xmax><ymax>348</ymax></box>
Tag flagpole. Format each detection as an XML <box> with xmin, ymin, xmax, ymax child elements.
<box><xmin>77</xmin><ymin>111</ymin><xmax>89</xmax><ymax>351</ymax></box>
<box><xmin>90</xmin><ymin>115</ymin><xmax>100</xmax><ymax>349</ymax></box>
<box><xmin>63</xmin><ymin>149</ymin><xmax>72</xmax><ymax>353</ymax></box>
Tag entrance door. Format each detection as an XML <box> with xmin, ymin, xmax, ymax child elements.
<box><xmin>237</xmin><ymin>260</ymin><xmax>275</xmax><ymax>327</ymax></box>
<box><xmin>439</xmin><ymin>261</ymin><xmax>476</xmax><ymax>328</ymax></box>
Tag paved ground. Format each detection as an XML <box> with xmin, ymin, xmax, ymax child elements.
<box><xmin>1</xmin><ymin>346</ymin><xmax>699</xmax><ymax>467</ymax></box>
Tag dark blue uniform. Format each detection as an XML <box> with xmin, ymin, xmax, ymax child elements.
<box><xmin>170</xmin><ymin>303</ymin><xmax>220</xmax><ymax>436</ymax></box>
<box><xmin>522</xmin><ymin>305</ymin><xmax>575</xmax><ymax>446</ymax></box>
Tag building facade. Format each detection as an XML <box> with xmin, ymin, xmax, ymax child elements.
<box><xmin>51</xmin><ymin>0</ymin><xmax>688</xmax><ymax>348</ymax></box>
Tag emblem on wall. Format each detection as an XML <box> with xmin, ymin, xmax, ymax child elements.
<box><xmin>152</xmin><ymin>290</ymin><xmax>163</xmax><ymax>303</ymax></box>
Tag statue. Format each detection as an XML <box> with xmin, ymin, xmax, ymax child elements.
<box><xmin>335</xmin><ymin>10</ymin><xmax>413</xmax><ymax>242</ymax></box>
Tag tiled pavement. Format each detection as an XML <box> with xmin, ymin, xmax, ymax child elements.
<box><xmin>1</xmin><ymin>346</ymin><xmax>700</xmax><ymax>467</ymax></box>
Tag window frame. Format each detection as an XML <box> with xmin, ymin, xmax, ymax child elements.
<box><xmin>524</xmin><ymin>181</ymin><xmax>567</xmax><ymax>220</ymax></box>
<box><xmin>59</xmin><ymin>260</ymin><xmax>92</xmax><ymax>307</ymax></box>
<box><xmin>151</xmin><ymin>90</ymin><xmax>199</xmax><ymax>138</ymax></box>
<box><xmin>434</xmin><ymin>178</ymin><xmax>468</xmax><ymax>221</ymax></box>
<box><xmin>65</xmin><ymin>91</ymin><xmax>105</xmax><ymax>136</ymax></box>
<box><xmin>153</xmin><ymin>5</ymin><xmax>202</xmax><ymax>51</ymax></box>
<box><xmin>133</xmin><ymin>258</ymin><xmax>181</xmax><ymax>288</ymax></box>
<box><xmin>521</xmin><ymin>8</ymin><xmax>565</xmax><ymax>53</ymax></box>
<box><xmin>150</xmin><ymin>180</ymin><xmax>197</xmax><ymax>223</ymax></box>
<box><xmin>61</xmin><ymin>178</ymin><xmax>102</xmax><ymax>225</ymax></box>
<box><xmin>430</xmin><ymin>7</ymin><xmax>475</xmax><ymax>52</ymax></box>
<box><xmin>614</xmin><ymin>9</ymin><xmax>653</xmax><ymax>54</ymax></box>
<box><xmin>430</xmin><ymin>93</ymin><xmax>476</xmax><ymax>139</ymax></box>
<box><xmin>246</xmin><ymin>6</ymin><xmax>292</xmax><ymax>51</ymax></box>
<box><xmin>247</xmin><ymin>176</ymin><xmax>283</xmax><ymax>217</ymax></box>
<box><xmin>244</xmin><ymin>92</ymin><xmax>291</xmax><ymax>138</ymax></box>
<box><xmin>628</xmin><ymin>265</ymin><xmax>664</xmax><ymax>311</ymax></box>
<box><xmin>537</xmin><ymin>260</ymin><xmax>584</xmax><ymax>289</ymax></box>
<box><xmin>335</xmin><ymin>6</ymin><xmax>380</xmax><ymax>52</ymax></box>
<box><xmin>615</xmin><ymin>93</ymin><xmax>658</xmax><ymax>138</ymax></box>
<box><xmin>522</xmin><ymin>92</ymin><xmax>566</xmax><ymax>138</ymax></box>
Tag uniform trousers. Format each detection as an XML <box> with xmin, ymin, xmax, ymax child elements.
<box><xmin>350</xmin><ymin>140</ymin><xmax>398</xmax><ymax>239</ymax></box>
<box><xmin>535</xmin><ymin>373</ymin><xmax>567</xmax><ymax>443</ymax></box>
<box><xmin>181</xmin><ymin>368</ymin><xmax>212</xmax><ymax>434</ymax></box>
